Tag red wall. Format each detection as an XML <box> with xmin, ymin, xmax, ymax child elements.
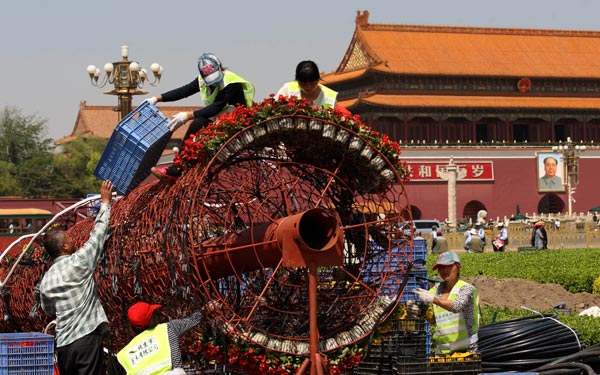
<box><xmin>401</xmin><ymin>156</ymin><xmax>596</xmax><ymax>221</ymax></box>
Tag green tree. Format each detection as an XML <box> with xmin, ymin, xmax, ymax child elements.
<box><xmin>0</xmin><ymin>107</ymin><xmax>55</xmax><ymax>197</ymax></box>
<box><xmin>17</xmin><ymin>153</ymin><xmax>56</xmax><ymax>198</ymax></box>
<box><xmin>52</xmin><ymin>136</ymin><xmax>107</xmax><ymax>197</ymax></box>
<box><xmin>0</xmin><ymin>160</ymin><xmax>22</xmax><ymax>196</ymax></box>
<box><xmin>0</xmin><ymin>107</ymin><xmax>52</xmax><ymax>164</ymax></box>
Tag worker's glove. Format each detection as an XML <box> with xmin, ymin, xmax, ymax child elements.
<box><xmin>168</xmin><ymin>112</ymin><xmax>189</xmax><ymax>131</ymax></box>
<box><xmin>142</xmin><ymin>96</ymin><xmax>158</xmax><ymax>106</ymax></box>
<box><xmin>414</xmin><ymin>288</ymin><xmax>435</xmax><ymax>304</ymax></box>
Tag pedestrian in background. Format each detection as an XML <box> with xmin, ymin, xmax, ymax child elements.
<box><xmin>493</xmin><ymin>222</ymin><xmax>509</xmax><ymax>252</ymax></box>
<box><xmin>40</xmin><ymin>180</ymin><xmax>113</xmax><ymax>375</ymax></box>
<box><xmin>464</xmin><ymin>228</ymin><xmax>484</xmax><ymax>253</ymax></box>
<box><xmin>475</xmin><ymin>223</ymin><xmax>486</xmax><ymax>249</ymax></box>
<box><xmin>432</xmin><ymin>229</ymin><xmax>448</xmax><ymax>254</ymax></box>
<box><xmin>532</xmin><ymin>220</ymin><xmax>548</xmax><ymax>249</ymax></box>
<box><xmin>431</xmin><ymin>225</ymin><xmax>439</xmax><ymax>251</ymax></box>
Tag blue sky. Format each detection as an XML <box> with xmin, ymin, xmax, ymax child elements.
<box><xmin>2</xmin><ymin>0</ymin><xmax>600</xmax><ymax>140</ymax></box>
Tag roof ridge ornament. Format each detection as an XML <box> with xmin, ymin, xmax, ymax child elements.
<box><xmin>356</xmin><ymin>10</ymin><xmax>369</xmax><ymax>27</ymax></box>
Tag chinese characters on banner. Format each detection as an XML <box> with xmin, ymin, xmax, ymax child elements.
<box><xmin>406</xmin><ymin>161</ymin><xmax>494</xmax><ymax>181</ymax></box>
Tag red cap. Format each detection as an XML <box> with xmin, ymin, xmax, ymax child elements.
<box><xmin>127</xmin><ymin>302</ymin><xmax>162</xmax><ymax>330</ymax></box>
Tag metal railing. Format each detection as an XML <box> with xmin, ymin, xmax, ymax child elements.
<box><xmin>424</xmin><ymin>222</ymin><xmax>600</xmax><ymax>252</ymax></box>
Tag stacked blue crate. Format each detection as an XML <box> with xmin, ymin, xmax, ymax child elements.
<box><xmin>400</xmin><ymin>238</ymin><xmax>428</xmax><ymax>303</ymax></box>
<box><xmin>94</xmin><ymin>102</ymin><xmax>171</xmax><ymax>195</ymax></box>
<box><xmin>345</xmin><ymin>240</ymin><xmax>434</xmax><ymax>374</ymax></box>
<box><xmin>0</xmin><ymin>332</ymin><xmax>54</xmax><ymax>375</ymax></box>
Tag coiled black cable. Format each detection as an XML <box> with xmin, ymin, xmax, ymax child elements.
<box><xmin>478</xmin><ymin>313</ymin><xmax>596</xmax><ymax>374</ymax></box>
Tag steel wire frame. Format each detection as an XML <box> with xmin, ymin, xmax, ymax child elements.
<box><xmin>0</xmin><ymin>115</ymin><xmax>415</xmax><ymax>363</ymax></box>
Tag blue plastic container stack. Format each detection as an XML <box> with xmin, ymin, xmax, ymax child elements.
<box><xmin>94</xmin><ymin>102</ymin><xmax>171</xmax><ymax>195</ymax></box>
<box><xmin>348</xmin><ymin>239</ymin><xmax>433</xmax><ymax>375</ymax></box>
<box><xmin>401</xmin><ymin>238</ymin><xmax>428</xmax><ymax>303</ymax></box>
<box><xmin>0</xmin><ymin>332</ymin><xmax>54</xmax><ymax>375</ymax></box>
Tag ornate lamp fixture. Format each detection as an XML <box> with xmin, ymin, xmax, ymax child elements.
<box><xmin>86</xmin><ymin>45</ymin><xmax>163</xmax><ymax>119</ymax></box>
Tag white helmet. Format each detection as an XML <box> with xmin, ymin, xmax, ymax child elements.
<box><xmin>197</xmin><ymin>53</ymin><xmax>223</xmax><ymax>86</ymax></box>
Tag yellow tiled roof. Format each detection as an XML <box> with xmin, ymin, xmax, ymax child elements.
<box><xmin>322</xmin><ymin>11</ymin><xmax>600</xmax><ymax>84</ymax></box>
<box><xmin>339</xmin><ymin>94</ymin><xmax>600</xmax><ymax>110</ymax></box>
<box><xmin>55</xmin><ymin>101</ymin><xmax>193</xmax><ymax>144</ymax></box>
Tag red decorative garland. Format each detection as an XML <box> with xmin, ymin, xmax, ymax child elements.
<box><xmin>174</xmin><ymin>95</ymin><xmax>407</xmax><ymax>180</ymax></box>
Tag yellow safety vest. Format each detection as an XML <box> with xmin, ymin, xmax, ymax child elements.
<box><xmin>430</xmin><ymin>280</ymin><xmax>479</xmax><ymax>354</ymax></box>
<box><xmin>197</xmin><ymin>70</ymin><xmax>255</xmax><ymax>111</ymax></box>
<box><xmin>285</xmin><ymin>81</ymin><xmax>337</xmax><ymax>108</ymax></box>
<box><xmin>117</xmin><ymin>324</ymin><xmax>172</xmax><ymax>375</ymax></box>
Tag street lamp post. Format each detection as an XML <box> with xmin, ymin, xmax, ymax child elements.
<box><xmin>86</xmin><ymin>45</ymin><xmax>163</xmax><ymax>120</ymax></box>
<box><xmin>552</xmin><ymin>137</ymin><xmax>586</xmax><ymax>217</ymax></box>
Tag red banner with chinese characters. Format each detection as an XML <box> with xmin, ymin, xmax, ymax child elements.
<box><xmin>406</xmin><ymin>161</ymin><xmax>494</xmax><ymax>181</ymax></box>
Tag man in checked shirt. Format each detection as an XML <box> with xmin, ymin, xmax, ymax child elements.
<box><xmin>40</xmin><ymin>180</ymin><xmax>113</xmax><ymax>375</ymax></box>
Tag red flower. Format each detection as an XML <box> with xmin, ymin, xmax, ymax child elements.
<box><xmin>172</xmin><ymin>97</ymin><xmax>406</xmax><ymax>180</ymax></box>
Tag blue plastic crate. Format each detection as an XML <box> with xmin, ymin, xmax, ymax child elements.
<box><xmin>0</xmin><ymin>332</ymin><xmax>54</xmax><ymax>375</ymax></box>
<box><xmin>412</xmin><ymin>238</ymin><xmax>427</xmax><ymax>260</ymax></box>
<box><xmin>401</xmin><ymin>269</ymin><xmax>429</xmax><ymax>303</ymax></box>
<box><xmin>95</xmin><ymin>102</ymin><xmax>171</xmax><ymax>195</ymax></box>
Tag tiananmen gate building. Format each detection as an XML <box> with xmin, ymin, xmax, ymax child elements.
<box><xmin>60</xmin><ymin>10</ymin><xmax>600</xmax><ymax>224</ymax></box>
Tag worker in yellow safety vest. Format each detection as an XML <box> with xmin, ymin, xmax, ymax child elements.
<box><xmin>117</xmin><ymin>302</ymin><xmax>204</xmax><ymax>375</ymax></box>
<box><xmin>145</xmin><ymin>52</ymin><xmax>255</xmax><ymax>183</ymax></box>
<box><xmin>414</xmin><ymin>251</ymin><xmax>480</xmax><ymax>354</ymax></box>
<box><xmin>276</xmin><ymin>60</ymin><xmax>339</xmax><ymax>109</ymax></box>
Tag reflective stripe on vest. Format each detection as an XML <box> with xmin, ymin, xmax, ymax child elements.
<box><xmin>117</xmin><ymin>323</ymin><xmax>172</xmax><ymax>375</ymax></box>
<box><xmin>430</xmin><ymin>280</ymin><xmax>479</xmax><ymax>354</ymax></box>
<box><xmin>197</xmin><ymin>70</ymin><xmax>255</xmax><ymax>111</ymax></box>
<box><xmin>285</xmin><ymin>81</ymin><xmax>337</xmax><ymax>108</ymax></box>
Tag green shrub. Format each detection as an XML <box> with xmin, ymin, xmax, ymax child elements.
<box><xmin>427</xmin><ymin>249</ymin><xmax>600</xmax><ymax>293</ymax></box>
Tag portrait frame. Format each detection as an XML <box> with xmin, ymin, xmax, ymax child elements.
<box><xmin>536</xmin><ymin>152</ymin><xmax>565</xmax><ymax>192</ymax></box>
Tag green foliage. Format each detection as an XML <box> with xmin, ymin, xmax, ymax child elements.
<box><xmin>0</xmin><ymin>106</ymin><xmax>108</xmax><ymax>198</ymax></box>
<box><xmin>51</xmin><ymin>136</ymin><xmax>107</xmax><ymax>197</ymax></box>
<box><xmin>17</xmin><ymin>153</ymin><xmax>56</xmax><ymax>198</ymax></box>
<box><xmin>0</xmin><ymin>160</ymin><xmax>21</xmax><ymax>196</ymax></box>
<box><xmin>0</xmin><ymin>107</ymin><xmax>52</xmax><ymax>164</ymax></box>
<box><xmin>0</xmin><ymin>106</ymin><xmax>56</xmax><ymax>197</ymax></box>
<box><xmin>480</xmin><ymin>306</ymin><xmax>600</xmax><ymax>348</ymax></box>
<box><xmin>427</xmin><ymin>249</ymin><xmax>600</xmax><ymax>293</ymax></box>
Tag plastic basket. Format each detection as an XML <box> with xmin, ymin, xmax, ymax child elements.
<box><xmin>369</xmin><ymin>325</ymin><xmax>430</xmax><ymax>359</ymax></box>
<box><xmin>428</xmin><ymin>354</ymin><xmax>481</xmax><ymax>374</ymax></box>
<box><xmin>392</xmin><ymin>357</ymin><xmax>429</xmax><ymax>375</ymax></box>
<box><xmin>94</xmin><ymin>102</ymin><xmax>171</xmax><ymax>195</ymax></box>
<box><xmin>401</xmin><ymin>269</ymin><xmax>429</xmax><ymax>303</ymax></box>
<box><xmin>412</xmin><ymin>239</ymin><xmax>427</xmax><ymax>260</ymax></box>
<box><xmin>347</xmin><ymin>358</ymin><xmax>395</xmax><ymax>375</ymax></box>
<box><xmin>0</xmin><ymin>332</ymin><xmax>54</xmax><ymax>375</ymax></box>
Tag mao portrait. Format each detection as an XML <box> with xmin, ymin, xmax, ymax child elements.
<box><xmin>537</xmin><ymin>153</ymin><xmax>564</xmax><ymax>192</ymax></box>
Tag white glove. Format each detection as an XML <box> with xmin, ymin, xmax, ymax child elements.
<box><xmin>169</xmin><ymin>112</ymin><xmax>189</xmax><ymax>131</ymax></box>
<box><xmin>142</xmin><ymin>96</ymin><xmax>158</xmax><ymax>106</ymax></box>
<box><xmin>414</xmin><ymin>288</ymin><xmax>435</xmax><ymax>304</ymax></box>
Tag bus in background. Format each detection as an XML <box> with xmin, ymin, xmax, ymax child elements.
<box><xmin>0</xmin><ymin>208</ymin><xmax>53</xmax><ymax>251</ymax></box>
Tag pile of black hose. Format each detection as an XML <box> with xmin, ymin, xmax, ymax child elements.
<box><xmin>530</xmin><ymin>342</ymin><xmax>600</xmax><ymax>375</ymax></box>
<box><xmin>478</xmin><ymin>313</ymin><xmax>593</xmax><ymax>374</ymax></box>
